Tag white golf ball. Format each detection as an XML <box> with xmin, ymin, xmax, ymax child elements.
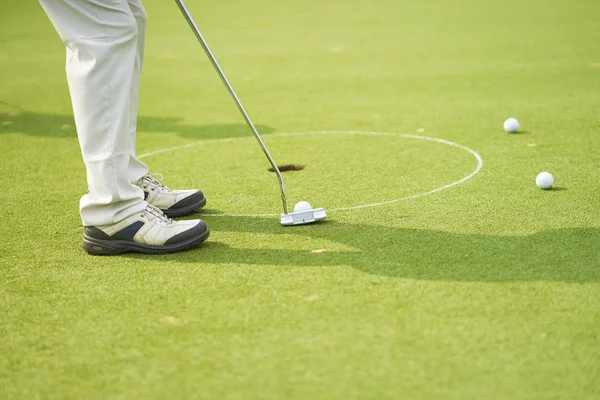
<box><xmin>536</xmin><ymin>172</ymin><xmax>554</xmax><ymax>190</ymax></box>
<box><xmin>504</xmin><ymin>118</ymin><xmax>520</xmax><ymax>133</ymax></box>
<box><xmin>294</xmin><ymin>201</ymin><xmax>313</xmax><ymax>213</ymax></box>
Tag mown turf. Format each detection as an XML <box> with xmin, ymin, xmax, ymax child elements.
<box><xmin>1</xmin><ymin>0</ymin><xmax>599</xmax><ymax>399</ymax></box>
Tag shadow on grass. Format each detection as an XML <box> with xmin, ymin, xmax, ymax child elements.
<box><xmin>0</xmin><ymin>111</ymin><xmax>275</xmax><ymax>140</ymax></box>
<box><xmin>146</xmin><ymin>216</ymin><xmax>599</xmax><ymax>283</ymax></box>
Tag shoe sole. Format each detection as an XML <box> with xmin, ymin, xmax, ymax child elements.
<box><xmin>82</xmin><ymin>228</ymin><xmax>210</xmax><ymax>256</ymax></box>
<box><xmin>162</xmin><ymin>196</ymin><xmax>207</xmax><ymax>218</ymax></box>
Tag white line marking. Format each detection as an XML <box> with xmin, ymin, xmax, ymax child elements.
<box><xmin>139</xmin><ymin>131</ymin><xmax>484</xmax><ymax>217</ymax></box>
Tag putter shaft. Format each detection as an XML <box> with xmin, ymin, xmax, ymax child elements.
<box><xmin>174</xmin><ymin>0</ymin><xmax>288</xmax><ymax>214</ymax></box>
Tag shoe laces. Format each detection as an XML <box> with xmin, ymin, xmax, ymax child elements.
<box><xmin>141</xmin><ymin>204</ymin><xmax>173</xmax><ymax>224</ymax></box>
<box><xmin>138</xmin><ymin>173</ymin><xmax>170</xmax><ymax>192</ymax></box>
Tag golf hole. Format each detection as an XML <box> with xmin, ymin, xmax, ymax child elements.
<box><xmin>268</xmin><ymin>164</ymin><xmax>305</xmax><ymax>173</ymax></box>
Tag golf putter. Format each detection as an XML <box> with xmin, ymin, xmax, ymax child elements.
<box><xmin>174</xmin><ymin>0</ymin><xmax>326</xmax><ymax>225</ymax></box>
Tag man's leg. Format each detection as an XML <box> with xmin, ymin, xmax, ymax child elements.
<box><xmin>124</xmin><ymin>0</ymin><xmax>207</xmax><ymax>218</ymax></box>
<box><xmin>39</xmin><ymin>0</ymin><xmax>146</xmax><ymax>226</ymax></box>
<box><xmin>126</xmin><ymin>0</ymin><xmax>150</xmax><ymax>183</ymax></box>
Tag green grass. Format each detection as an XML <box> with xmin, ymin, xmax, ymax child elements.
<box><xmin>1</xmin><ymin>0</ymin><xmax>599</xmax><ymax>398</ymax></box>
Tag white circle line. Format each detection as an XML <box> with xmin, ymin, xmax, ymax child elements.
<box><xmin>139</xmin><ymin>131</ymin><xmax>483</xmax><ymax>217</ymax></box>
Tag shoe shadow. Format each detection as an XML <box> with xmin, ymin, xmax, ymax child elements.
<box><xmin>131</xmin><ymin>215</ymin><xmax>600</xmax><ymax>283</ymax></box>
<box><xmin>0</xmin><ymin>111</ymin><xmax>275</xmax><ymax>140</ymax></box>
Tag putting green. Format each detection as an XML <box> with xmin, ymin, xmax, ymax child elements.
<box><xmin>141</xmin><ymin>131</ymin><xmax>481</xmax><ymax>215</ymax></box>
<box><xmin>1</xmin><ymin>0</ymin><xmax>599</xmax><ymax>399</ymax></box>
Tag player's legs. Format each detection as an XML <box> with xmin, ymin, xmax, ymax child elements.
<box><xmin>39</xmin><ymin>0</ymin><xmax>210</xmax><ymax>255</ymax></box>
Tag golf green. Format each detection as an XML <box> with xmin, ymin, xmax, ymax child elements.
<box><xmin>1</xmin><ymin>0</ymin><xmax>599</xmax><ymax>399</ymax></box>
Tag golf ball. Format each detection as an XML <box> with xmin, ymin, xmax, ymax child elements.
<box><xmin>294</xmin><ymin>201</ymin><xmax>313</xmax><ymax>213</ymax></box>
<box><xmin>504</xmin><ymin>118</ymin><xmax>520</xmax><ymax>133</ymax></box>
<box><xmin>536</xmin><ymin>172</ymin><xmax>554</xmax><ymax>190</ymax></box>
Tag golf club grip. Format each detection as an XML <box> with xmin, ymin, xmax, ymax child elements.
<box><xmin>173</xmin><ymin>0</ymin><xmax>288</xmax><ymax>214</ymax></box>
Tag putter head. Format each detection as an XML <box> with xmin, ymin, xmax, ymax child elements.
<box><xmin>280</xmin><ymin>208</ymin><xmax>327</xmax><ymax>226</ymax></box>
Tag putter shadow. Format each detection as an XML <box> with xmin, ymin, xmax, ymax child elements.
<box><xmin>0</xmin><ymin>111</ymin><xmax>275</xmax><ymax>140</ymax></box>
<box><xmin>132</xmin><ymin>216</ymin><xmax>600</xmax><ymax>283</ymax></box>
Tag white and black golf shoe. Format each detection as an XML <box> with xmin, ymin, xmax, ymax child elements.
<box><xmin>82</xmin><ymin>204</ymin><xmax>209</xmax><ymax>255</ymax></box>
<box><xmin>136</xmin><ymin>173</ymin><xmax>206</xmax><ymax>218</ymax></box>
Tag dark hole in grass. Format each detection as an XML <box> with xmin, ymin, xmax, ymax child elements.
<box><xmin>268</xmin><ymin>164</ymin><xmax>305</xmax><ymax>173</ymax></box>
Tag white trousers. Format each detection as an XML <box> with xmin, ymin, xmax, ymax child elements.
<box><xmin>39</xmin><ymin>0</ymin><xmax>150</xmax><ymax>226</ymax></box>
